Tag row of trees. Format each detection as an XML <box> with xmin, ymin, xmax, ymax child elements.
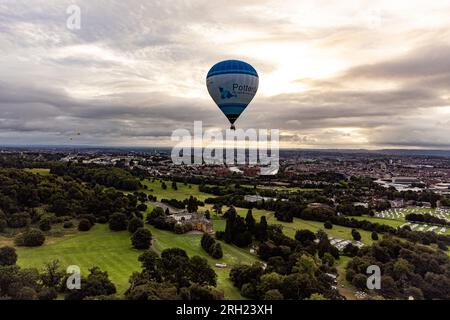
<box><xmin>201</xmin><ymin>233</ymin><xmax>223</xmax><ymax>259</ymax></box>
<box><xmin>216</xmin><ymin>208</ymin><xmax>268</xmax><ymax>247</ymax></box>
<box><xmin>405</xmin><ymin>213</ymin><xmax>450</xmax><ymax>227</ymax></box>
<box><xmin>50</xmin><ymin>163</ymin><xmax>141</xmax><ymax>191</ymax></box>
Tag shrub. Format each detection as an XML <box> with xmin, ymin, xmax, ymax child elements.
<box><xmin>15</xmin><ymin>229</ymin><xmax>45</xmax><ymax>247</ymax></box>
<box><xmin>8</xmin><ymin>212</ymin><xmax>30</xmax><ymax>228</ymax></box>
<box><xmin>210</xmin><ymin>243</ymin><xmax>223</xmax><ymax>259</ymax></box>
<box><xmin>38</xmin><ymin>287</ymin><xmax>58</xmax><ymax>300</ymax></box>
<box><xmin>264</xmin><ymin>289</ymin><xmax>283</xmax><ymax>300</ymax></box>
<box><xmin>352</xmin><ymin>273</ymin><xmax>367</xmax><ymax>290</ymax></box>
<box><xmin>0</xmin><ymin>219</ymin><xmax>8</xmax><ymax>232</ymax></box>
<box><xmin>351</xmin><ymin>229</ymin><xmax>362</xmax><ymax>241</ymax></box>
<box><xmin>16</xmin><ymin>287</ymin><xmax>38</xmax><ymax>300</ymax></box>
<box><xmin>137</xmin><ymin>203</ymin><xmax>147</xmax><ymax>212</ymax></box>
<box><xmin>39</xmin><ymin>218</ymin><xmax>52</xmax><ymax>232</ymax></box>
<box><xmin>324</xmin><ymin>221</ymin><xmax>333</xmax><ymax>229</ymax></box>
<box><xmin>0</xmin><ymin>246</ymin><xmax>17</xmax><ymax>266</ymax></box>
<box><xmin>131</xmin><ymin>228</ymin><xmax>152</xmax><ymax>249</ymax></box>
<box><xmin>371</xmin><ymin>232</ymin><xmax>379</xmax><ymax>241</ymax></box>
<box><xmin>79</xmin><ymin>214</ymin><xmax>96</xmax><ymax>226</ymax></box>
<box><xmin>63</xmin><ymin>221</ymin><xmax>74</xmax><ymax>229</ymax></box>
<box><xmin>78</xmin><ymin>219</ymin><xmax>92</xmax><ymax>232</ymax></box>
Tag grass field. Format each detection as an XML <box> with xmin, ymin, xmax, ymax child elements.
<box><xmin>351</xmin><ymin>216</ymin><xmax>404</xmax><ymax>228</ymax></box>
<box><xmin>141</xmin><ymin>179</ymin><xmax>214</xmax><ymax>201</ymax></box>
<box><xmin>23</xmin><ymin>168</ymin><xmax>51</xmax><ymax>175</ymax></box>
<box><xmin>15</xmin><ymin>224</ymin><xmax>141</xmax><ymax>295</ymax></box>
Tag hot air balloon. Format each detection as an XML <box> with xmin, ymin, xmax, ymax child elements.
<box><xmin>206</xmin><ymin>60</ymin><xmax>259</xmax><ymax>130</ymax></box>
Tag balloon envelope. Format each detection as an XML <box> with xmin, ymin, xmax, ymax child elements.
<box><xmin>206</xmin><ymin>60</ymin><xmax>258</xmax><ymax>126</ymax></box>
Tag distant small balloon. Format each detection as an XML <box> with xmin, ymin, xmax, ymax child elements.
<box><xmin>206</xmin><ymin>60</ymin><xmax>259</xmax><ymax>130</ymax></box>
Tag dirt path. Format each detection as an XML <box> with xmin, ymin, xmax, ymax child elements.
<box><xmin>149</xmin><ymin>201</ymin><xmax>183</xmax><ymax>214</ymax></box>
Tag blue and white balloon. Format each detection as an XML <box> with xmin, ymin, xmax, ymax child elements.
<box><xmin>206</xmin><ymin>60</ymin><xmax>259</xmax><ymax>129</ymax></box>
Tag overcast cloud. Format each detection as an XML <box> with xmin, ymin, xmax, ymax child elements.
<box><xmin>0</xmin><ymin>0</ymin><xmax>449</xmax><ymax>148</ymax></box>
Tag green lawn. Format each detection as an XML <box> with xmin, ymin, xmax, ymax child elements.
<box><xmin>352</xmin><ymin>216</ymin><xmax>404</xmax><ymax>228</ymax></box>
<box><xmin>141</xmin><ymin>179</ymin><xmax>214</xmax><ymax>202</ymax></box>
<box><xmin>15</xmin><ymin>224</ymin><xmax>141</xmax><ymax>295</ymax></box>
<box><xmin>23</xmin><ymin>168</ymin><xmax>51</xmax><ymax>175</ymax></box>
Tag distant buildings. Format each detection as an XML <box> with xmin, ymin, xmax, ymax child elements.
<box><xmin>392</xmin><ymin>177</ymin><xmax>420</xmax><ymax>184</ymax></box>
<box><xmin>244</xmin><ymin>195</ymin><xmax>276</xmax><ymax>203</ymax></box>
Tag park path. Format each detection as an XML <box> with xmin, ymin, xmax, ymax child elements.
<box><xmin>149</xmin><ymin>201</ymin><xmax>183</xmax><ymax>214</ymax></box>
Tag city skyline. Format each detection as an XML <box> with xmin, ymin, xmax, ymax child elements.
<box><xmin>1</xmin><ymin>0</ymin><xmax>450</xmax><ymax>149</ymax></box>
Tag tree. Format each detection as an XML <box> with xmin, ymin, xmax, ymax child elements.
<box><xmin>39</xmin><ymin>218</ymin><xmax>52</xmax><ymax>232</ymax></box>
<box><xmin>292</xmin><ymin>254</ymin><xmax>318</xmax><ymax>278</ymax></box>
<box><xmin>351</xmin><ymin>229</ymin><xmax>362</xmax><ymax>241</ymax></box>
<box><xmin>187</xmin><ymin>196</ymin><xmax>198</xmax><ymax>213</ymax></box>
<box><xmin>109</xmin><ymin>213</ymin><xmax>128</xmax><ymax>231</ymax></box>
<box><xmin>210</xmin><ymin>243</ymin><xmax>223</xmax><ymax>259</ymax></box>
<box><xmin>66</xmin><ymin>266</ymin><xmax>116</xmax><ymax>300</ymax></box>
<box><xmin>322</xmin><ymin>252</ymin><xmax>335</xmax><ymax>267</ymax></box>
<box><xmin>343</xmin><ymin>243</ymin><xmax>359</xmax><ymax>257</ymax></box>
<box><xmin>0</xmin><ymin>219</ymin><xmax>7</xmax><ymax>232</ymax></box>
<box><xmin>15</xmin><ymin>229</ymin><xmax>45</xmax><ymax>247</ymax></box>
<box><xmin>351</xmin><ymin>273</ymin><xmax>367</xmax><ymax>289</ymax></box>
<box><xmin>136</xmin><ymin>203</ymin><xmax>147</xmax><ymax>212</ymax></box>
<box><xmin>245</xmin><ymin>209</ymin><xmax>256</xmax><ymax>232</ymax></box>
<box><xmin>128</xmin><ymin>217</ymin><xmax>144</xmax><ymax>233</ymax></box>
<box><xmin>78</xmin><ymin>218</ymin><xmax>92</xmax><ymax>231</ymax></box>
<box><xmin>0</xmin><ymin>246</ymin><xmax>17</xmax><ymax>266</ymax></box>
<box><xmin>264</xmin><ymin>289</ymin><xmax>283</xmax><ymax>300</ymax></box>
<box><xmin>371</xmin><ymin>231</ymin><xmax>379</xmax><ymax>241</ymax></box>
<box><xmin>131</xmin><ymin>228</ymin><xmax>152</xmax><ymax>249</ymax></box>
<box><xmin>281</xmin><ymin>273</ymin><xmax>317</xmax><ymax>300</ymax></box>
<box><xmin>212</xmin><ymin>203</ymin><xmax>222</xmax><ymax>215</ymax></box>
<box><xmin>8</xmin><ymin>212</ymin><xmax>30</xmax><ymax>228</ymax></box>
<box><xmin>125</xmin><ymin>277</ymin><xmax>179</xmax><ymax>300</ymax></box>
<box><xmin>241</xmin><ymin>283</ymin><xmax>257</xmax><ymax>299</ymax></box>
<box><xmin>180</xmin><ymin>283</ymin><xmax>224</xmax><ymax>300</ymax></box>
<box><xmin>256</xmin><ymin>272</ymin><xmax>283</xmax><ymax>297</ymax></box>
<box><xmin>138</xmin><ymin>250</ymin><xmax>162</xmax><ymax>281</ymax></box>
<box><xmin>189</xmin><ymin>255</ymin><xmax>217</xmax><ymax>286</ymax></box>
<box><xmin>295</xmin><ymin>229</ymin><xmax>316</xmax><ymax>244</ymax></box>
<box><xmin>41</xmin><ymin>260</ymin><xmax>64</xmax><ymax>288</ymax></box>
<box><xmin>254</xmin><ymin>216</ymin><xmax>268</xmax><ymax>242</ymax></box>
<box><xmin>309</xmin><ymin>293</ymin><xmax>326</xmax><ymax>300</ymax></box>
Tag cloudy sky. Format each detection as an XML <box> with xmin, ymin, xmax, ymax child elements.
<box><xmin>1</xmin><ymin>0</ymin><xmax>450</xmax><ymax>149</ymax></box>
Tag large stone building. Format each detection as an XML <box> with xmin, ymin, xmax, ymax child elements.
<box><xmin>170</xmin><ymin>212</ymin><xmax>213</xmax><ymax>233</ymax></box>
